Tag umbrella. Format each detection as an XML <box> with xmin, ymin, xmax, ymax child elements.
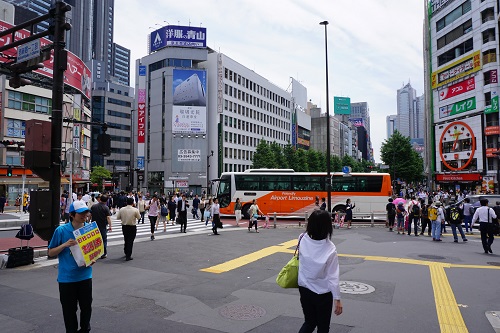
<box><xmin>393</xmin><ymin>198</ymin><xmax>406</xmax><ymax>206</ymax></box>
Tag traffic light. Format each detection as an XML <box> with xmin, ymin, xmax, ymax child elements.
<box><xmin>7</xmin><ymin>166</ymin><xmax>13</xmax><ymax>177</ymax></box>
<box><xmin>97</xmin><ymin>133</ymin><xmax>111</xmax><ymax>156</ymax></box>
<box><xmin>9</xmin><ymin>75</ymin><xmax>32</xmax><ymax>89</ymax></box>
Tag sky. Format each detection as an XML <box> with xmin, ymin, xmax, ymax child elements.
<box><xmin>114</xmin><ymin>0</ymin><xmax>426</xmax><ymax>163</ymax></box>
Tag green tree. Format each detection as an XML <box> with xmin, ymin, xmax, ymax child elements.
<box><xmin>295</xmin><ymin>149</ymin><xmax>309</xmax><ymax>171</ymax></box>
<box><xmin>252</xmin><ymin>139</ymin><xmax>276</xmax><ymax>168</ymax></box>
<box><xmin>270</xmin><ymin>141</ymin><xmax>287</xmax><ymax>169</ymax></box>
<box><xmin>283</xmin><ymin>143</ymin><xmax>301</xmax><ymax>171</ymax></box>
<box><xmin>90</xmin><ymin>166</ymin><xmax>112</xmax><ymax>192</ymax></box>
<box><xmin>380</xmin><ymin>130</ymin><xmax>424</xmax><ymax>184</ymax></box>
<box><xmin>331</xmin><ymin>155</ymin><xmax>342</xmax><ymax>172</ymax></box>
<box><xmin>306</xmin><ymin>149</ymin><xmax>323</xmax><ymax>172</ymax></box>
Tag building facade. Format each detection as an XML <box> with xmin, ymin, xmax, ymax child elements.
<box><xmin>425</xmin><ymin>0</ymin><xmax>498</xmax><ymax>192</ymax></box>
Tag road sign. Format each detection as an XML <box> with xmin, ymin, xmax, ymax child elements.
<box><xmin>342</xmin><ymin>166</ymin><xmax>352</xmax><ymax>174</ymax></box>
<box><xmin>17</xmin><ymin>39</ymin><xmax>40</xmax><ymax>63</ymax></box>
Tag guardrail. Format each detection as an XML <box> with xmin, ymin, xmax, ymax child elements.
<box><xmin>263</xmin><ymin>211</ymin><xmax>388</xmax><ymax>229</ymax></box>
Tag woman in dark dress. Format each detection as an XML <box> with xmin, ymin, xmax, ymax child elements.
<box><xmin>345</xmin><ymin>198</ymin><xmax>355</xmax><ymax>229</ymax></box>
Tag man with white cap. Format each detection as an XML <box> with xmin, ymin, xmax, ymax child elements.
<box><xmin>48</xmin><ymin>200</ymin><xmax>94</xmax><ymax>333</ymax></box>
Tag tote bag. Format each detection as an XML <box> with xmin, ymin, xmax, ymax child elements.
<box><xmin>276</xmin><ymin>233</ymin><xmax>305</xmax><ymax>288</ymax></box>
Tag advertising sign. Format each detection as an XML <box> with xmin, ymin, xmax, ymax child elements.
<box><xmin>69</xmin><ymin>222</ymin><xmax>104</xmax><ymax>267</ymax></box>
<box><xmin>439</xmin><ymin>97</ymin><xmax>476</xmax><ymax>119</ymax></box>
<box><xmin>438</xmin><ymin>77</ymin><xmax>475</xmax><ymax>101</ymax></box>
<box><xmin>484</xmin><ymin>95</ymin><xmax>499</xmax><ymax>114</ymax></box>
<box><xmin>172</xmin><ymin>69</ymin><xmax>207</xmax><ymax>134</ymax></box>
<box><xmin>485</xmin><ymin>126</ymin><xmax>500</xmax><ymax>136</ymax></box>
<box><xmin>334</xmin><ymin>97</ymin><xmax>351</xmax><ymax>115</ymax></box>
<box><xmin>178</xmin><ymin>149</ymin><xmax>201</xmax><ymax>162</ymax></box>
<box><xmin>431</xmin><ymin>51</ymin><xmax>481</xmax><ymax>89</ymax></box>
<box><xmin>0</xmin><ymin>20</ymin><xmax>92</xmax><ymax>100</ymax></box>
<box><xmin>150</xmin><ymin>25</ymin><xmax>206</xmax><ymax>52</ymax></box>
<box><xmin>490</xmin><ymin>69</ymin><xmax>498</xmax><ymax>84</ymax></box>
<box><xmin>349</xmin><ymin>118</ymin><xmax>364</xmax><ymax>127</ymax></box>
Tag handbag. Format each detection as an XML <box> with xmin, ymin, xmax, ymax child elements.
<box><xmin>276</xmin><ymin>233</ymin><xmax>305</xmax><ymax>288</ymax></box>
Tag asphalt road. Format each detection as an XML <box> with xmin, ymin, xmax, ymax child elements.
<box><xmin>1</xmin><ymin>224</ymin><xmax>499</xmax><ymax>333</ymax></box>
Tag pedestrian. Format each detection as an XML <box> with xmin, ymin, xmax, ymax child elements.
<box><xmin>386</xmin><ymin>198</ymin><xmax>396</xmax><ymax>232</ymax></box>
<box><xmin>234</xmin><ymin>198</ymin><xmax>242</xmax><ymax>227</ymax></box>
<box><xmin>192</xmin><ymin>194</ymin><xmax>200</xmax><ymax>219</ymax></box>
<box><xmin>22</xmin><ymin>192</ymin><xmax>29</xmax><ymax>213</ymax></box>
<box><xmin>147</xmin><ymin>195</ymin><xmax>160</xmax><ymax>240</ymax></box>
<box><xmin>314</xmin><ymin>196</ymin><xmax>320</xmax><ymax>210</ymax></box>
<box><xmin>210</xmin><ymin>197</ymin><xmax>221</xmax><ymax>235</ymax></box>
<box><xmin>204</xmin><ymin>198</ymin><xmax>213</xmax><ymax>226</ymax></box>
<box><xmin>15</xmin><ymin>194</ymin><xmax>21</xmax><ymax>213</ymax></box>
<box><xmin>0</xmin><ymin>193</ymin><xmax>6</xmax><ymax>214</ymax></box>
<box><xmin>90</xmin><ymin>194</ymin><xmax>112</xmax><ymax>259</ymax></box>
<box><xmin>47</xmin><ymin>201</ymin><xmax>94</xmax><ymax>333</ymax></box>
<box><xmin>462</xmin><ymin>197</ymin><xmax>474</xmax><ymax>234</ymax></box>
<box><xmin>117</xmin><ymin>197</ymin><xmax>140</xmax><ymax>261</ymax></box>
<box><xmin>408</xmin><ymin>196</ymin><xmax>420</xmax><ymax>236</ymax></box>
<box><xmin>60</xmin><ymin>194</ymin><xmax>67</xmax><ymax>221</ymax></box>
<box><xmin>156</xmin><ymin>197</ymin><xmax>168</xmax><ymax>232</ymax></box>
<box><xmin>420</xmin><ymin>203</ymin><xmax>431</xmax><ymax>236</ymax></box>
<box><xmin>298</xmin><ymin>210</ymin><xmax>343</xmax><ymax>332</ymax></box>
<box><xmin>248</xmin><ymin>199</ymin><xmax>264</xmax><ymax>233</ymax></box>
<box><xmin>448</xmin><ymin>202</ymin><xmax>468</xmax><ymax>243</ymax></box>
<box><xmin>431</xmin><ymin>202</ymin><xmax>445</xmax><ymax>242</ymax></box>
<box><xmin>320</xmin><ymin>197</ymin><xmax>326</xmax><ymax>211</ymax></box>
<box><xmin>396</xmin><ymin>202</ymin><xmax>406</xmax><ymax>234</ymax></box>
<box><xmin>168</xmin><ymin>195</ymin><xmax>177</xmax><ymax>225</ymax></box>
<box><xmin>472</xmin><ymin>198</ymin><xmax>497</xmax><ymax>254</ymax></box>
<box><xmin>137</xmin><ymin>195</ymin><xmax>146</xmax><ymax>224</ymax></box>
<box><xmin>177</xmin><ymin>194</ymin><xmax>190</xmax><ymax>233</ymax></box>
<box><xmin>345</xmin><ymin>198</ymin><xmax>355</xmax><ymax>229</ymax></box>
<box><xmin>199</xmin><ymin>196</ymin><xmax>206</xmax><ymax>222</ymax></box>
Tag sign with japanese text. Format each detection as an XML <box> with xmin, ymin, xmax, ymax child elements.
<box><xmin>439</xmin><ymin>97</ymin><xmax>476</xmax><ymax>119</ymax></box>
<box><xmin>485</xmin><ymin>126</ymin><xmax>500</xmax><ymax>136</ymax></box>
<box><xmin>334</xmin><ymin>96</ymin><xmax>351</xmax><ymax>115</ymax></box>
<box><xmin>0</xmin><ymin>20</ymin><xmax>92</xmax><ymax>100</ymax></box>
<box><xmin>172</xmin><ymin>69</ymin><xmax>207</xmax><ymax>134</ymax></box>
<box><xmin>150</xmin><ymin>25</ymin><xmax>206</xmax><ymax>52</ymax></box>
<box><xmin>484</xmin><ymin>95</ymin><xmax>499</xmax><ymax>114</ymax></box>
<box><xmin>438</xmin><ymin>77</ymin><xmax>475</xmax><ymax>101</ymax></box>
<box><xmin>70</xmin><ymin>222</ymin><xmax>103</xmax><ymax>267</ymax></box>
<box><xmin>177</xmin><ymin>149</ymin><xmax>201</xmax><ymax>162</ymax></box>
<box><xmin>349</xmin><ymin>117</ymin><xmax>364</xmax><ymax>127</ymax></box>
<box><xmin>431</xmin><ymin>51</ymin><xmax>481</xmax><ymax>89</ymax></box>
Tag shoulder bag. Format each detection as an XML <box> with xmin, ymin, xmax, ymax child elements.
<box><xmin>276</xmin><ymin>233</ymin><xmax>305</xmax><ymax>288</ymax></box>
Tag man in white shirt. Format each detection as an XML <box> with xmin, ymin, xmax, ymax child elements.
<box><xmin>117</xmin><ymin>197</ymin><xmax>141</xmax><ymax>261</ymax></box>
<box><xmin>472</xmin><ymin>198</ymin><xmax>497</xmax><ymax>254</ymax></box>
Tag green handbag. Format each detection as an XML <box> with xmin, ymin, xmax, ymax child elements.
<box><xmin>276</xmin><ymin>233</ymin><xmax>305</xmax><ymax>288</ymax></box>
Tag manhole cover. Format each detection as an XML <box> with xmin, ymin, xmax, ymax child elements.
<box><xmin>487</xmin><ymin>262</ymin><xmax>500</xmax><ymax>267</ymax></box>
<box><xmin>219</xmin><ymin>304</ymin><xmax>266</xmax><ymax>320</ymax></box>
<box><xmin>418</xmin><ymin>255</ymin><xmax>446</xmax><ymax>260</ymax></box>
<box><xmin>340</xmin><ymin>281</ymin><xmax>375</xmax><ymax>295</ymax></box>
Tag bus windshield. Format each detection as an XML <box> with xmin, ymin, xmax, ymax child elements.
<box><xmin>216</xmin><ymin>175</ymin><xmax>231</xmax><ymax>208</ymax></box>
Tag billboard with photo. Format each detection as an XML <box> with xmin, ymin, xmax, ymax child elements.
<box><xmin>172</xmin><ymin>69</ymin><xmax>207</xmax><ymax>134</ymax></box>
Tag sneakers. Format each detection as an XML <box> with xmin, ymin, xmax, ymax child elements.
<box><xmin>463</xmin><ymin>239</ymin><xmax>468</xmax><ymax>242</ymax></box>
<box><xmin>454</xmin><ymin>240</ymin><xmax>458</xmax><ymax>243</ymax></box>
<box><xmin>151</xmin><ymin>235</ymin><xmax>155</xmax><ymax>241</ymax></box>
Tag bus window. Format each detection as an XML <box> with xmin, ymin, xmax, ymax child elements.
<box><xmin>331</xmin><ymin>175</ymin><xmax>383</xmax><ymax>192</ymax></box>
<box><xmin>217</xmin><ymin>175</ymin><xmax>231</xmax><ymax>208</ymax></box>
<box><xmin>260</xmin><ymin>175</ymin><xmax>291</xmax><ymax>191</ymax></box>
<box><xmin>292</xmin><ymin>175</ymin><xmax>325</xmax><ymax>191</ymax></box>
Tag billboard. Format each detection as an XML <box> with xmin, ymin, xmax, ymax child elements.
<box><xmin>0</xmin><ymin>20</ymin><xmax>91</xmax><ymax>100</ymax></box>
<box><xmin>150</xmin><ymin>25</ymin><xmax>206</xmax><ymax>52</ymax></box>
<box><xmin>172</xmin><ymin>69</ymin><xmax>207</xmax><ymax>134</ymax></box>
<box><xmin>136</xmin><ymin>65</ymin><xmax>146</xmax><ymax>169</ymax></box>
<box><xmin>349</xmin><ymin>118</ymin><xmax>364</xmax><ymax>127</ymax></box>
<box><xmin>438</xmin><ymin>77</ymin><xmax>475</xmax><ymax>101</ymax></box>
<box><xmin>438</xmin><ymin>97</ymin><xmax>476</xmax><ymax>119</ymax></box>
<box><xmin>334</xmin><ymin>97</ymin><xmax>351</xmax><ymax>115</ymax></box>
<box><xmin>431</xmin><ymin>51</ymin><xmax>481</xmax><ymax>89</ymax></box>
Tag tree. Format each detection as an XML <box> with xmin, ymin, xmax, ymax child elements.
<box><xmin>90</xmin><ymin>166</ymin><xmax>112</xmax><ymax>193</ymax></box>
<box><xmin>380</xmin><ymin>130</ymin><xmax>424</xmax><ymax>184</ymax></box>
<box><xmin>252</xmin><ymin>139</ymin><xmax>275</xmax><ymax>168</ymax></box>
<box><xmin>270</xmin><ymin>141</ymin><xmax>288</xmax><ymax>169</ymax></box>
<box><xmin>306</xmin><ymin>149</ymin><xmax>323</xmax><ymax>172</ymax></box>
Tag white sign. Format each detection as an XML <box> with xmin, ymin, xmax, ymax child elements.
<box><xmin>176</xmin><ymin>180</ymin><xmax>189</xmax><ymax>188</ymax></box>
<box><xmin>178</xmin><ymin>149</ymin><xmax>201</xmax><ymax>161</ymax></box>
<box><xmin>172</xmin><ymin>106</ymin><xmax>206</xmax><ymax>134</ymax></box>
<box><xmin>17</xmin><ymin>39</ymin><xmax>40</xmax><ymax>63</ymax></box>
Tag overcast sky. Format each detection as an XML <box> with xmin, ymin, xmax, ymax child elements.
<box><xmin>115</xmin><ymin>0</ymin><xmax>425</xmax><ymax>163</ymax></box>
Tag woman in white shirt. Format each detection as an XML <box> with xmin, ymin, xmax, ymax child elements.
<box><xmin>298</xmin><ymin>210</ymin><xmax>343</xmax><ymax>332</ymax></box>
<box><xmin>472</xmin><ymin>198</ymin><xmax>497</xmax><ymax>254</ymax></box>
<box><xmin>210</xmin><ymin>198</ymin><xmax>220</xmax><ymax>235</ymax></box>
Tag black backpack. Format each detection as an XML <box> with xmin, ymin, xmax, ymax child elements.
<box><xmin>449</xmin><ymin>206</ymin><xmax>461</xmax><ymax>224</ymax></box>
<box><xmin>160</xmin><ymin>205</ymin><xmax>169</xmax><ymax>217</ymax></box>
<box><xmin>412</xmin><ymin>204</ymin><xmax>420</xmax><ymax>216</ymax></box>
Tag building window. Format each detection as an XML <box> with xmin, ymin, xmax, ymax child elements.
<box><xmin>437</xmin><ymin>19</ymin><xmax>472</xmax><ymax>50</ymax></box>
<box><xmin>437</xmin><ymin>38</ymin><xmax>473</xmax><ymax>66</ymax></box>
<box><xmin>483</xmin><ymin>49</ymin><xmax>497</xmax><ymax>65</ymax></box>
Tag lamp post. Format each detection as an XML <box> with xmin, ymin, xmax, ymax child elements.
<box><xmin>207</xmin><ymin>150</ymin><xmax>214</xmax><ymax>196</ymax></box>
<box><xmin>320</xmin><ymin>20</ymin><xmax>331</xmax><ymax>212</ymax></box>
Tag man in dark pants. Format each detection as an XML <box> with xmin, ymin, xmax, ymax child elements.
<box><xmin>472</xmin><ymin>198</ymin><xmax>497</xmax><ymax>254</ymax></box>
<box><xmin>48</xmin><ymin>201</ymin><xmax>94</xmax><ymax>333</ymax></box>
<box><xmin>90</xmin><ymin>195</ymin><xmax>112</xmax><ymax>259</ymax></box>
<box><xmin>117</xmin><ymin>197</ymin><xmax>140</xmax><ymax>261</ymax></box>
<box><xmin>177</xmin><ymin>194</ymin><xmax>190</xmax><ymax>233</ymax></box>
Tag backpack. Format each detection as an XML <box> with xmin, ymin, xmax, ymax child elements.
<box><xmin>421</xmin><ymin>206</ymin><xmax>428</xmax><ymax>218</ymax></box>
<box><xmin>428</xmin><ymin>206</ymin><xmax>438</xmax><ymax>220</ymax></box>
<box><xmin>468</xmin><ymin>206</ymin><xmax>475</xmax><ymax>215</ymax></box>
<box><xmin>449</xmin><ymin>207</ymin><xmax>461</xmax><ymax>224</ymax></box>
<box><xmin>160</xmin><ymin>205</ymin><xmax>169</xmax><ymax>217</ymax></box>
<box><xmin>396</xmin><ymin>206</ymin><xmax>405</xmax><ymax>217</ymax></box>
<box><xmin>412</xmin><ymin>203</ymin><xmax>420</xmax><ymax>216</ymax></box>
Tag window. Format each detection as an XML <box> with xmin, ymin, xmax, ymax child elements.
<box><xmin>483</xmin><ymin>49</ymin><xmax>497</xmax><ymax>65</ymax></box>
<box><xmin>482</xmin><ymin>28</ymin><xmax>495</xmax><ymax>44</ymax></box>
<box><xmin>437</xmin><ymin>19</ymin><xmax>472</xmax><ymax>50</ymax></box>
<box><xmin>437</xmin><ymin>38</ymin><xmax>473</xmax><ymax>66</ymax></box>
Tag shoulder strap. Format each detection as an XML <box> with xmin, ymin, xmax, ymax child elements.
<box><xmin>295</xmin><ymin>233</ymin><xmax>306</xmax><ymax>258</ymax></box>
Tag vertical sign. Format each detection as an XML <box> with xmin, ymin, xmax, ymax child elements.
<box><xmin>137</xmin><ymin>65</ymin><xmax>146</xmax><ymax>170</ymax></box>
<box><xmin>217</xmin><ymin>53</ymin><xmax>223</xmax><ymax>114</ymax></box>
<box><xmin>72</xmin><ymin>94</ymin><xmax>81</xmax><ymax>151</ymax></box>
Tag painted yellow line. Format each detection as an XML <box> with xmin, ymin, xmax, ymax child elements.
<box><xmin>429</xmin><ymin>264</ymin><xmax>468</xmax><ymax>333</ymax></box>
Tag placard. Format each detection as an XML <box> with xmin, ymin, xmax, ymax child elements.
<box><xmin>70</xmin><ymin>222</ymin><xmax>103</xmax><ymax>267</ymax></box>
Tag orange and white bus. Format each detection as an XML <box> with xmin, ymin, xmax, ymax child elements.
<box><xmin>215</xmin><ymin>169</ymin><xmax>392</xmax><ymax>218</ymax></box>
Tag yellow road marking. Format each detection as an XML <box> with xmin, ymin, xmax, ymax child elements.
<box><xmin>201</xmin><ymin>239</ymin><xmax>500</xmax><ymax>332</ymax></box>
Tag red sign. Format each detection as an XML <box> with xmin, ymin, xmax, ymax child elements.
<box><xmin>0</xmin><ymin>20</ymin><xmax>91</xmax><ymax>100</ymax></box>
<box><xmin>438</xmin><ymin>77</ymin><xmax>475</xmax><ymax>101</ymax></box>
<box><xmin>435</xmin><ymin>173</ymin><xmax>481</xmax><ymax>182</ymax></box>
<box><xmin>137</xmin><ymin>103</ymin><xmax>145</xmax><ymax>143</ymax></box>
<box><xmin>491</xmin><ymin>70</ymin><xmax>498</xmax><ymax>84</ymax></box>
<box><xmin>486</xmin><ymin>148</ymin><xmax>499</xmax><ymax>157</ymax></box>
<box><xmin>485</xmin><ymin>126</ymin><xmax>500</xmax><ymax>136</ymax></box>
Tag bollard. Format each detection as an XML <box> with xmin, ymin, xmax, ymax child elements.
<box><xmin>371</xmin><ymin>212</ymin><xmax>374</xmax><ymax>227</ymax></box>
<box><xmin>273</xmin><ymin>212</ymin><xmax>277</xmax><ymax>229</ymax></box>
<box><xmin>302</xmin><ymin>211</ymin><xmax>308</xmax><ymax>227</ymax></box>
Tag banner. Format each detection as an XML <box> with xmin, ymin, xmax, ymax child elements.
<box><xmin>70</xmin><ymin>222</ymin><xmax>104</xmax><ymax>267</ymax></box>
<box><xmin>438</xmin><ymin>77</ymin><xmax>475</xmax><ymax>101</ymax></box>
<box><xmin>431</xmin><ymin>51</ymin><xmax>481</xmax><ymax>89</ymax></box>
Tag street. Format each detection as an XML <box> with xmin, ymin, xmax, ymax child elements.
<box><xmin>1</xmin><ymin>220</ymin><xmax>500</xmax><ymax>333</ymax></box>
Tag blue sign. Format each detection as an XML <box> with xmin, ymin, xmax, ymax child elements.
<box><xmin>137</xmin><ymin>157</ymin><xmax>144</xmax><ymax>169</ymax></box>
<box><xmin>342</xmin><ymin>166</ymin><xmax>351</xmax><ymax>174</ymax></box>
<box><xmin>150</xmin><ymin>25</ymin><xmax>207</xmax><ymax>52</ymax></box>
<box><xmin>139</xmin><ymin>65</ymin><xmax>146</xmax><ymax>76</ymax></box>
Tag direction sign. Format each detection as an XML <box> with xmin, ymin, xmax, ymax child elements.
<box><xmin>342</xmin><ymin>166</ymin><xmax>352</xmax><ymax>174</ymax></box>
<box><xmin>17</xmin><ymin>39</ymin><xmax>40</xmax><ymax>63</ymax></box>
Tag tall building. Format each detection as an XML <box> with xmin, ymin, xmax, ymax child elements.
<box><xmin>425</xmin><ymin>0</ymin><xmax>497</xmax><ymax>191</ymax></box>
<box><xmin>396</xmin><ymin>82</ymin><xmax>416</xmax><ymax>138</ymax></box>
<box><xmin>350</xmin><ymin>102</ymin><xmax>371</xmax><ymax>138</ymax></box>
<box><xmin>386</xmin><ymin>115</ymin><xmax>398</xmax><ymax>139</ymax></box>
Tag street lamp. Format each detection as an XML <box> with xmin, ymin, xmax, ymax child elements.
<box><xmin>207</xmin><ymin>150</ymin><xmax>214</xmax><ymax>196</ymax></box>
<box><xmin>320</xmin><ymin>20</ymin><xmax>331</xmax><ymax>212</ymax></box>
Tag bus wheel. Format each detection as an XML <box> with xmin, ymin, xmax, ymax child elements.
<box><xmin>242</xmin><ymin>204</ymin><xmax>252</xmax><ymax>219</ymax></box>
